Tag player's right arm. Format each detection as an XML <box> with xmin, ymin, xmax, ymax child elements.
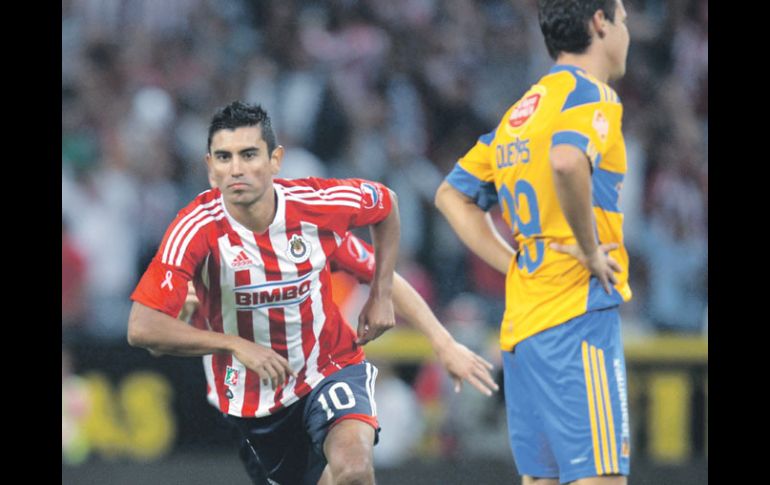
<box><xmin>434</xmin><ymin>130</ymin><xmax>514</xmax><ymax>274</ymax></box>
<box><xmin>434</xmin><ymin>181</ymin><xmax>513</xmax><ymax>275</ymax></box>
<box><xmin>128</xmin><ymin>303</ymin><xmax>293</xmax><ymax>388</ymax></box>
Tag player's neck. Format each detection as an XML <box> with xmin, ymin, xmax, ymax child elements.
<box><xmin>224</xmin><ymin>185</ymin><xmax>277</xmax><ymax>234</ymax></box>
<box><xmin>555</xmin><ymin>53</ymin><xmax>610</xmax><ymax>84</ymax></box>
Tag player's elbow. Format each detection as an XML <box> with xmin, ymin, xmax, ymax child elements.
<box><xmin>127</xmin><ymin>317</ymin><xmax>165</xmax><ymax>356</ymax></box>
<box><xmin>126</xmin><ymin>317</ymin><xmax>146</xmax><ymax>348</ymax></box>
<box><xmin>434</xmin><ymin>181</ymin><xmax>455</xmax><ymax>215</ymax></box>
<box><xmin>127</xmin><ymin>304</ymin><xmax>152</xmax><ymax>349</ymax></box>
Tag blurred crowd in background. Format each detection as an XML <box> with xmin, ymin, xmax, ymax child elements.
<box><xmin>62</xmin><ymin>0</ymin><xmax>708</xmax><ymax>468</ymax></box>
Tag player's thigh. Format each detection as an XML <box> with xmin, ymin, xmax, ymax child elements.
<box><xmin>502</xmin><ymin>349</ymin><xmax>559</xmax><ymax>480</ymax></box>
<box><xmin>323</xmin><ymin>419</ymin><xmax>376</xmax><ymax>478</ymax></box>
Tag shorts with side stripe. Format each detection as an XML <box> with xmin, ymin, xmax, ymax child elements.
<box><xmin>503</xmin><ymin>308</ymin><xmax>631</xmax><ymax>483</ymax></box>
<box><xmin>223</xmin><ymin>361</ymin><xmax>380</xmax><ymax>485</ymax></box>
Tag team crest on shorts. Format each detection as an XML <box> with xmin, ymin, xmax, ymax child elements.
<box><xmin>286</xmin><ymin>234</ymin><xmax>311</xmax><ymax>263</ymax></box>
<box><xmin>225</xmin><ymin>366</ymin><xmax>240</xmax><ymax>387</ymax></box>
<box><xmin>621</xmin><ymin>438</ymin><xmax>630</xmax><ymax>458</ymax></box>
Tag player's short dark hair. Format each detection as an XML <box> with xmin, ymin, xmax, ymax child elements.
<box><xmin>538</xmin><ymin>0</ymin><xmax>618</xmax><ymax>60</ymax></box>
<box><xmin>207</xmin><ymin>101</ymin><xmax>277</xmax><ymax>154</ymax></box>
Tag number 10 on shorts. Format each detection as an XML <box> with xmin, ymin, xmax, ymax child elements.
<box><xmin>317</xmin><ymin>382</ymin><xmax>356</xmax><ymax>420</ymax></box>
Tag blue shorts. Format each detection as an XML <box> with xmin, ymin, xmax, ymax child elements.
<box><xmin>222</xmin><ymin>361</ymin><xmax>380</xmax><ymax>485</ymax></box>
<box><xmin>503</xmin><ymin>308</ymin><xmax>631</xmax><ymax>483</ymax></box>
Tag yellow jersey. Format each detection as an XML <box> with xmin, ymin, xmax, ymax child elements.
<box><xmin>445</xmin><ymin>64</ymin><xmax>632</xmax><ymax>350</ymax></box>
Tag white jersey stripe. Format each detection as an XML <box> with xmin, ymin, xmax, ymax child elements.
<box><xmin>284</xmin><ymin>197</ymin><xmax>361</xmax><ymax>209</ymax></box>
<box><xmin>166</xmin><ymin>205</ymin><xmax>223</xmax><ymax>265</ymax></box>
<box><xmin>173</xmin><ymin>211</ymin><xmax>225</xmax><ymax>267</ymax></box>
<box><xmin>282</xmin><ymin>191</ymin><xmax>362</xmax><ymax>202</ymax></box>
<box><xmin>282</xmin><ymin>186</ymin><xmax>362</xmax><ymax>196</ymax></box>
<box><xmin>161</xmin><ymin>197</ymin><xmax>219</xmax><ymax>264</ymax></box>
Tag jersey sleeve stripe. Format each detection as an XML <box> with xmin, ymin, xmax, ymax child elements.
<box><xmin>283</xmin><ymin>186</ymin><xmax>362</xmax><ymax>197</ymax></box>
<box><xmin>161</xmin><ymin>199</ymin><xmax>220</xmax><ymax>264</ymax></box>
<box><xmin>166</xmin><ymin>207</ymin><xmax>222</xmax><ymax>265</ymax></box>
<box><xmin>283</xmin><ymin>191</ymin><xmax>362</xmax><ymax>202</ymax></box>
<box><xmin>173</xmin><ymin>211</ymin><xmax>225</xmax><ymax>267</ymax></box>
<box><xmin>284</xmin><ymin>197</ymin><xmax>361</xmax><ymax>209</ymax></box>
<box><xmin>166</xmin><ymin>206</ymin><xmax>223</xmax><ymax>266</ymax></box>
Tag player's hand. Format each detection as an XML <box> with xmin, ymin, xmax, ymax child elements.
<box><xmin>435</xmin><ymin>339</ymin><xmax>499</xmax><ymax>397</ymax></box>
<box><xmin>549</xmin><ymin>242</ymin><xmax>622</xmax><ymax>294</ymax></box>
<box><xmin>356</xmin><ymin>295</ymin><xmax>396</xmax><ymax>345</ymax></box>
<box><xmin>178</xmin><ymin>281</ymin><xmax>200</xmax><ymax>322</ymax></box>
<box><xmin>230</xmin><ymin>338</ymin><xmax>297</xmax><ymax>390</ymax></box>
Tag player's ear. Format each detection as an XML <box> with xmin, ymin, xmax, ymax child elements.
<box><xmin>204</xmin><ymin>153</ymin><xmax>217</xmax><ymax>189</ymax></box>
<box><xmin>270</xmin><ymin>145</ymin><xmax>284</xmax><ymax>175</ymax></box>
<box><xmin>592</xmin><ymin>8</ymin><xmax>608</xmax><ymax>39</ymax></box>
<box><xmin>207</xmin><ymin>168</ymin><xmax>217</xmax><ymax>190</ymax></box>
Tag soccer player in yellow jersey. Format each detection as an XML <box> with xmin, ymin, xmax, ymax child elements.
<box><xmin>435</xmin><ymin>1</ymin><xmax>632</xmax><ymax>484</ymax></box>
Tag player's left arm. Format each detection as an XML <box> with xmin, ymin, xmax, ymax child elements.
<box><xmin>391</xmin><ymin>273</ymin><xmax>499</xmax><ymax>396</ymax></box>
<box><xmin>356</xmin><ymin>189</ymin><xmax>400</xmax><ymax>345</ymax></box>
<box><xmin>331</xmin><ymin>232</ymin><xmax>498</xmax><ymax>395</ymax></box>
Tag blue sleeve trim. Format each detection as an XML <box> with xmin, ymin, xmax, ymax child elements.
<box><xmin>552</xmin><ymin>130</ymin><xmax>590</xmax><ymax>153</ymax></box>
<box><xmin>478</xmin><ymin>127</ymin><xmax>498</xmax><ymax>146</ymax></box>
<box><xmin>552</xmin><ymin>131</ymin><xmax>602</xmax><ymax>168</ymax></box>
<box><xmin>445</xmin><ymin>165</ymin><xmax>498</xmax><ymax>211</ymax></box>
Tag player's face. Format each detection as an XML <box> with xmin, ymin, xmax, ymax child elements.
<box><xmin>605</xmin><ymin>0</ymin><xmax>630</xmax><ymax>80</ymax></box>
<box><xmin>206</xmin><ymin>125</ymin><xmax>282</xmax><ymax>207</ymax></box>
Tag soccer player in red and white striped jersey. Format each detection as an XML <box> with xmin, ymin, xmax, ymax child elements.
<box><xmin>128</xmin><ymin>102</ymin><xmax>401</xmax><ymax>485</ymax></box>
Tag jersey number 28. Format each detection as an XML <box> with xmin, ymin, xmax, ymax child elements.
<box><xmin>499</xmin><ymin>180</ymin><xmax>544</xmax><ymax>273</ymax></box>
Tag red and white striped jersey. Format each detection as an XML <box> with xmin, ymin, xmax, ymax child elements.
<box><xmin>131</xmin><ymin>177</ymin><xmax>393</xmax><ymax>418</ymax></box>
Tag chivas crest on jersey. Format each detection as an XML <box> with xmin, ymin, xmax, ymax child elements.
<box><xmin>286</xmin><ymin>234</ymin><xmax>311</xmax><ymax>263</ymax></box>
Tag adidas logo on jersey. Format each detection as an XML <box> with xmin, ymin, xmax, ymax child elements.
<box><xmin>231</xmin><ymin>250</ymin><xmax>256</xmax><ymax>268</ymax></box>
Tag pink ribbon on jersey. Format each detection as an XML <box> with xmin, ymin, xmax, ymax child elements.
<box><xmin>161</xmin><ymin>270</ymin><xmax>174</xmax><ymax>291</ymax></box>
